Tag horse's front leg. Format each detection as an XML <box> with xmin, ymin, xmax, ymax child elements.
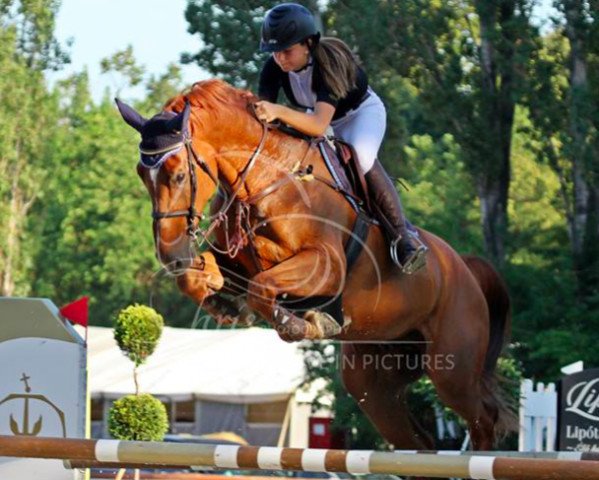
<box><xmin>176</xmin><ymin>251</ymin><xmax>252</xmax><ymax>325</ymax></box>
<box><xmin>246</xmin><ymin>246</ymin><xmax>346</xmax><ymax>342</ymax></box>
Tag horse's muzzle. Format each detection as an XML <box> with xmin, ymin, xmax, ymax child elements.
<box><xmin>156</xmin><ymin>244</ymin><xmax>195</xmax><ymax>274</ymax></box>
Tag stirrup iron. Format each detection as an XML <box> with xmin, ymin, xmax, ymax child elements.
<box><xmin>390</xmin><ymin>236</ymin><xmax>428</xmax><ymax>274</ymax></box>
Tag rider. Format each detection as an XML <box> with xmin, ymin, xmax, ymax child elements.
<box><xmin>256</xmin><ymin>3</ymin><xmax>427</xmax><ymax>274</ymax></box>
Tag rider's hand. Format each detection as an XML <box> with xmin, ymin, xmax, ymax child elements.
<box><xmin>254</xmin><ymin>100</ymin><xmax>281</xmax><ymax>123</ymax></box>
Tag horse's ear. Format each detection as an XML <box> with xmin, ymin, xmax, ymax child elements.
<box><xmin>167</xmin><ymin>101</ymin><xmax>191</xmax><ymax>134</ymax></box>
<box><xmin>115</xmin><ymin>98</ymin><xmax>147</xmax><ymax>132</ymax></box>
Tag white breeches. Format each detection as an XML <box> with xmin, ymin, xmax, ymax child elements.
<box><xmin>331</xmin><ymin>89</ymin><xmax>387</xmax><ymax>173</ymax></box>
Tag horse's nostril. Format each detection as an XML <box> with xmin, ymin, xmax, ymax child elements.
<box><xmin>169</xmin><ymin>257</ymin><xmax>193</xmax><ymax>273</ymax></box>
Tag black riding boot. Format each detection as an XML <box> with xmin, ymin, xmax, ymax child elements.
<box><xmin>365</xmin><ymin>160</ymin><xmax>428</xmax><ymax>274</ymax></box>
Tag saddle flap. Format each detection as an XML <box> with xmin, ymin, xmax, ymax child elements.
<box><xmin>336</xmin><ymin>142</ymin><xmax>353</xmax><ymax>165</ymax></box>
<box><xmin>330</xmin><ymin>139</ymin><xmax>373</xmax><ymax>215</ymax></box>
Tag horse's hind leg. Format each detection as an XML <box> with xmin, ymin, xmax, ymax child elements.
<box><xmin>340</xmin><ymin>342</ymin><xmax>434</xmax><ymax>449</ymax></box>
<box><xmin>425</xmin><ymin>308</ymin><xmax>496</xmax><ymax>450</ymax></box>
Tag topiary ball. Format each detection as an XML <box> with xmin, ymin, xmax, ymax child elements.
<box><xmin>114</xmin><ymin>304</ymin><xmax>164</xmax><ymax>366</ymax></box>
<box><xmin>108</xmin><ymin>393</ymin><xmax>169</xmax><ymax>441</ymax></box>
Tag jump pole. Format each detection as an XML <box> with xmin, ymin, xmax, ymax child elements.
<box><xmin>2</xmin><ymin>436</ymin><xmax>599</xmax><ymax>480</ymax></box>
<box><xmin>64</xmin><ymin>450</ymin><xmax>599</xmax><ymax>471</ymax></box>
<box><xmin>395</xmin><ymin>450</ymin><xmax>599</xmax><ymax>461</ymax></box>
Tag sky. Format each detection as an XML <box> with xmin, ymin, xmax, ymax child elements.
<box><xmin>49</xmin><ymin>0</ymin><xmax>557</xmax><ymax>103</ymax></box>
<box><xmin>49</xmin><ymin>0</ymin><xmax>208</xmax><ymax>102</ymax></box>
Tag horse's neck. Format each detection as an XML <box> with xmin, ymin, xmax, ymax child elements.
<box><xmin>214</xmin><ymin>129</ymin><xmax>309</xmax><ymax>199</ymax></box>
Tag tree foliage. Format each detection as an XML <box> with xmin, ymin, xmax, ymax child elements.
<box><xmin>109</xmin><ymin>305</ymin><xmax>169</xmax><ymax>443</ymax></box>
<box><xmin>108</xmin><ymin>393</ymin><xmax>168</xmax><ymax>441</ymax></box>
<box><xmin>181</xmin><ymin>0</ymin><xmax>321</xmax><ymax>89</ymax></box>
<box><xmin>0</xmin><ymin>0</ymin><xmax>65</xmax><ymax>296</ymax></box>
<box><xmin>523</xmin><ymin>1</ymin><xmax>599</xmax><ymax>296</ymax></box>
<box><xmin>114</xmin><ymin>304</ymin><xmax>164</xmax><ymax>367</ymax></box>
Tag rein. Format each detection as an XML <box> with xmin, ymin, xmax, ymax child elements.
<box><xmin>149</xmin><ymin>109</ymin><xmax>270</xmax><ymax>267</ymax></box>
<box><xmin>150</xmin><ymin>101</ymin><xmax>367</xmax><ymax>271</ymax></box>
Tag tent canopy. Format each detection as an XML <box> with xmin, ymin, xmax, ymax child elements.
<box><xmin>87</xmin><ymin>326</ymin><xmax>306</xmax><ymax>403</ymax></box>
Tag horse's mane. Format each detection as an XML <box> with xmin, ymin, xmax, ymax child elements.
<box><xmin>165</xmin><ymin>79</ymin><xmax>254</xmax><ymax>128</ymax></box>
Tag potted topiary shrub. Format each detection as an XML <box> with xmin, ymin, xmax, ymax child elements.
<box><xmin>108</xmin><ymin>304</ymin><xmax>169</xmax><ymax>480</ymax></box>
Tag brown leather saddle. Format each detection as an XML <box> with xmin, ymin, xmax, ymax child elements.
<box><xmin>318</xmin><ymin>138</ymin><xmax>374</xmax><ymax>216</ymax></box>
<box><xmin>247</xmin><ymin>103</ymin><xmax>373</xmax><ymax>215</ymax></box>
<box><xmin>272</xmin><ymin>121</ymin><xmax>374</xmax><ymax>217</ymax></box>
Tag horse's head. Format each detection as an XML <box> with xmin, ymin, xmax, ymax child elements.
<box><xmin>116</xmin><ymin>97</ymin><xmax>219</xmax><ymax>273</ymax></box>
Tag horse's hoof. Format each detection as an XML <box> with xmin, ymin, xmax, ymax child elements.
<box><xmin>304</xmin><ymin>310</ymin><xmax>342</xmax><ymax>339</ymax></box>
<box><xmin>237</xmin><ymin>303</ymin><xmax>257</xmax><ymax>326</ymax></box>
<box><xmin>273</xmin><ymin>307</ymin><xmax>307</xmax><ymax>342</ymax></box>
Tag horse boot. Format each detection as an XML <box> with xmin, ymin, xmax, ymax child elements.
<box><xmin>365</xmin><ymin>160</ymin><xmax>428</xmax><ymax>274</ymax></box>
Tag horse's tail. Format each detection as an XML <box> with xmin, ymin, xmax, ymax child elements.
<box><xmin>461</xmin><ymin>254</ymin><xmax>518</xmax><ymax>436</ymax></box>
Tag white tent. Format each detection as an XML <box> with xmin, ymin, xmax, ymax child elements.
<box><xmin>86</xmin><ymin>325</ymin><xmax>331</xmax><ymax>447</ymax></box>
<box><xmin>87</xmin><ymin>326</ymin><xmax>306</xmax><ymax>403</ymax></box>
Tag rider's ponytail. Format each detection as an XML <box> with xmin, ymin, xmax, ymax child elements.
<box><xmin>310</xmin><ymin>37</ymin><xmax>358</xmax><ymax>100</ymax></box>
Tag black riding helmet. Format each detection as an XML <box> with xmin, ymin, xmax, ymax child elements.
<box><xmin>260</xmin><ymin>3</ymin><xmax>320</xmax><ymax>52</ymax></box>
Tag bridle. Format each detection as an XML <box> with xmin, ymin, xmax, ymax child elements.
<box><xmin>144</xmin><ymin>106</ymin><xmax>270</xmax><ymax>259</ymax></box>
<box><xmin>144</xmin><ymin>102</ymin><xmax>363</xmax><ymax>267</ymax></box>
<box><xmin>147</xmin><ymin>136</ymin><xmax>219</xmax><ymax>237</ymax></box>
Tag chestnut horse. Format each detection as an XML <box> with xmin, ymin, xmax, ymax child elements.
<box><xmin>116</xmin><ymin>79</ymin><xmax>514</xmax><ymax>450</ymax></box>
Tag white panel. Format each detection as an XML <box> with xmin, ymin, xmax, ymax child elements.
<box><xmin>557</xmin><ymin>452</ymin><xmax>582</xmax><ymax>460</ymax></box>
<box><xmin>0</xmin><ymin>458</ymin><xmax>75</xmax><ymax>480</ymax></box>
<box><xmin>0</xmin><ymin>338</ymin><xmax>84</xmax><ymax>437</ymax></box>
<box><xmin>0</xmin><ymin>337</ymin><xmax>85</xmax><ymax>480</ymax></box>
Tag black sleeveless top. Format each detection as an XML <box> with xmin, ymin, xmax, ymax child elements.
<box><xmin>258</xmin><ymin>56</ymin><xmax>369</xmax><ymax>121</ymax></box>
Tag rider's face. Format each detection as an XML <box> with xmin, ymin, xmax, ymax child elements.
<box><xmin>273</xmin><ymin>42</ymin><xmax>310</xmax><ymax>72</ymax></box>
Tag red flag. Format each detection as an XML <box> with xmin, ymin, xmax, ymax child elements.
<box><xmin>60</xmin><ymin>296</ymin><xmax>89</xmax><ymax>328</ymax></box>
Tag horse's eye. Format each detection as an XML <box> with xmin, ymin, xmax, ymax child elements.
<box><xmin>175</xmin><ymin>172</ymin><xmax>186</xmax><ymax>184</ymax></box>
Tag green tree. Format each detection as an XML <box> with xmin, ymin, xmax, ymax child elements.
<box><xmin>182</xmin><ymin>1</ymin><xmax>269</xmax><ymax>88</ymax></box>
<box><xmin>402</xmin><ymin>133</ymin><xmax>482</xmax><ymax>253</ymax></box>
<box><xmin>100</xmin><ymin>45</ymin><xmax>145</xmax><ymax>95</ymax></box>
<box><xmin>330</xmin><ymin>0</ymin><xmax>538</xmax><ymax>266</ymax></box>
<box><xmin>182</xmin><ymin>0</ymin><xmax>321</xmax><ymax>89</ymax></box>
<box><xmin>108</xmin><ymin>394</ymin><xmax>168</xmax><ymax>441</ymax></box>
<box><xmin>0</xmin><ymin>0</ymin><xmax>65</xmax><ymax>296</ymax></box>
<box><xmin>139</xmin><ymin>63</ymin><xmax>185</xmax><ymax>116</ymax></box>
<box><xmin>524</xmin><ymin>1</ymin><xmax>599</xmax><ymax>296</ymax></box>
<box><xmin>30</xmin><ymin>80</ymin><xmax>158</xmax><ymax>323</ymax></box>
<box><xmin>30</xmin><ymin>61</ymin><xmax>201</xmax><ymax>327</ymax></box>
<box><xmin>1</xmin><ymin>0</ymin><xmax>69</xmax><ymax>70</ymax></box>
<box><xmin>114</xmin><ymin>304</ymin><xmax>164</xmax><ymax>391</ymax></box>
